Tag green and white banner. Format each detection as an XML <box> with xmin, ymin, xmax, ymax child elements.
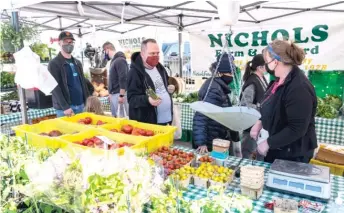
<box><xmin>190</xmin><ymin>22</ymin><xmax>344</xmax><ymax>77</ymax></box>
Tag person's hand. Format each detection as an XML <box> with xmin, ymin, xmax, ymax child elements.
<box><xmin>250</xmin><ymin>120</ymin><xmax>263</xmax><ymax>140</ymax></box>
<box><xmin>108</xmin><ymin>95</ymin><xmax>111</xmax><ymax>101</ymax></box>
<box><xmin>257</xmin><ymin>140</ymin><xmax>269</xmax><ymax>156</ymax></box>
<box><xmin>167</xmin><ymin>85</ymin><xmax>175</xmax><ymax>94</ymax></box>
<box><xmin>118</xmin><ymin>96</ymin><xmax>124</xmax><ymax>104</ymax></box>
<box><xmin>64</xmin><ymin>108</ymin><xmax>74</xmax><ymax>117</ymax></box>
<box><xmin>149</xmin><ymin>97</ymin><xmax>161</xmax><ymax>106</ymax></box>
<box><xmin>196</xmin><ymin>145</ymin><xmax>208</xmax><ymax>154</ymax></box>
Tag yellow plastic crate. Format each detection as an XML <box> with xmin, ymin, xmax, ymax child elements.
<box><xmin>310</xmin><ymin>159</ymin><xmax>344</xmax><ymax>176</ymax></box>
<box><xmin>58</xmin><ymin>128</ymin><xmax>152</xmax><ymax>156</ymax></box>
<box><xmin>59</xmin><ymin>112</ymin><xmax>122</xmax><ymax>126</ymax></box>
<box><xmin>101</xmin><ymin>120</ymin><xmax>176</xmax><ymax>153</ymax></box>
<box><xmin>12</xmin><ymin>119</ymin><xmax>89</xmax><ymax>149</ymax></box>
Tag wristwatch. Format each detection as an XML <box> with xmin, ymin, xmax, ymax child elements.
<box><xmin>119</xmin><ymin>94</ymin><xmax>125</xmax><ymax>98</ymax></box>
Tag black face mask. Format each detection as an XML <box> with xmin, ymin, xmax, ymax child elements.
<box><xmin>221</xmin><ymin>75</ymin><xmax>233</xmax><ymax>84</ymax></box>
<box><xmin>265</xmin><ymin>61</ymin><xmax>276</xmax><ymax>76</ymax></box>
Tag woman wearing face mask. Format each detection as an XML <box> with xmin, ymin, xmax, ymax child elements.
<box><xmin>240</xmin><ymin>54</ymin><xmax>268</xmax><ymax>160</ymax></box>
<box><xmin>193</xmin><ymin>53</ymin><xmax>240</xmax><ymax>155</ymax></box>
<box><xmin>250</xmin><ymin>40</ymin><xmax>317</xmax><ymax>163</ymax></box>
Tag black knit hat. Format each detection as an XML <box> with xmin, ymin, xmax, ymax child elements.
<box><xmin>216</xmin><ymin>53</ymin><xmax>235</xmax><ymax>73</ymax></box>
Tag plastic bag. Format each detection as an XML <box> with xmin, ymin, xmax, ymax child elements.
<box><xmin>14</xmin><ymin>46</ymin><xmax>57</xmax><ymax>95</ymax></box>
<box><xmin>190</xmin><ymin>101</ymin><xmax>261</xmax><ymax>132</ymax></box>
<box><xmin>117</xmin><ymin>103</ymin><xmax>129</xmax><ymax>119</ymax></box>
<box><xmin>172</xmin><ymin>104</ymin><xmax>182</xmax><ymax>139</ymax></box>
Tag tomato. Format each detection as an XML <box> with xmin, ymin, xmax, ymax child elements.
<box><xmin>93</xmin><ymin>137</ymin><xmax>103</xmax><ymax>145</ymax></box>
<box><xmin>84</xmin><ymin>117</ymin><xmax>92</xmax><ymax>124</ymax></box>
<box><xmin>96</xmin><ymin>120</ymin><xmax>105</xmax><ymax>125</ymax></box>
<box><xmin>145</xmin><ymin>130</ymin><xmax>154</xmax><ymax>136</ymax></box>
<box><xmin>138</xmin><ymin>129</ymin><xmax>146</xmax><ymax>136</ymax></box>
<box><xmin>78</xmin><ymin>119</ymin><xmax>86</xmax><ymax>124</ymax></box>
<box><xmin>122</xmin><ymin>125</ymin><xmax>133</xmax><ymax>134</ymax></box>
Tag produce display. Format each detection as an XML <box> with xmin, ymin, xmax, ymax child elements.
<box><xmin>39</xmin><ymin>130</ymin><xmax>63</xmax><ymax>137</ymax></box>
<box><xmin>151</xmin><ymin>179</ymin><xmax>253</xmax><ymax>213</ymax></box>
<box><xmin>194</xmin><ymin>163</ymin><xmax>233</xmax><ymax>184</ymax></box>
<box><xmin>316</xmin><ymin>95</ymin><xmax>343</xmax><ymax>118</ymax></box>
<box><xmin>110</xmin><ymin>124</ymin><xmax>155</xmax><ymax>137</ymax></box>
<box><xmin>74</xmin><ymin>136</ymin><xmax>133</xmax><ymax>150</ymax></box>
<box><xmin>150</xmin><ymin>146</ymin><xmax>195</xmax><ymax>175</ymax></box>
<box><xmin>172</xmin><ymin>92</ymin><xmax>198</xmax><ymax>103</ymax></box>
<box><xmin>198</xmin><ymin>155</ymin><xmax>214</xmax><ymax>163</ymax></box>
<box><xmin>21</xmin><ymin>147</ymin><xmax>164</xmax><ymax>213</ymax></box>
<box><xmin>1</xmin><ymin>133</ymin><xmax>255</xmax><ymax>213</ymax></box>
<box><xmin>92</xmin><ymin>82</ymin><xmax>109</xmax><ymax>97</ymax></box>
<box><xmin>77</xmin><ymin>116</ymin><xmax>107</xmax><ymax>125</ymax></box>
<box><xmin>0</xmin><ymin>135</ymin><xmax>56</xmax><ymax>212</ymax></box>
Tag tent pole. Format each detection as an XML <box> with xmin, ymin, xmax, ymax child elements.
<box><xmin>58</xmin><ymin>16</ymin><xmax>62</xmax><ymax>30</ymax></box>
<box><xmin>178</xmin><ymin>14</ymin><xmax>183</xmax><ymax>78</ymax></box>
<box><xmin>11</xmin><ymin>11</ymin><xmax>28</xmax><ymax>124</ymax></box>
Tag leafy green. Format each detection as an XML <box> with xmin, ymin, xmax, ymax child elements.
<box><xmin>324</xmin><ymin>95</ymin><xmax>343</xmax><ymax>110</ymax></box>
<box><xmin>0</xmin><ymin>22</ymin><xmax>39</xmax><ymax>50</ymax></box>
<box><xmin>316</xmin><ymin>95</ymin><xmax>342</xmax><ymax>119</ymax></box>
<box><xmin>30</xmin><ymin>42</ymin><xmax>50</xmax><ymax>61</ymax></box>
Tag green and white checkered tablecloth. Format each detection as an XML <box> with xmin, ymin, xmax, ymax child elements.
<box><xmin>175</xmin><ymin>103</ymin><xmax>344</xmax><ymax>146</ymax></box>
<box><xmin>144</xmin><ymin>146</ymin><xmax>344</xmax><ymax>213</ymax></box>
<box><xmin>99</xmin><ymin>97</ymin><xmax>111</xmax><ymax>112</ymax></box>
<box><xmin>0</xmin><ymin>108</ymin><xmax>56</xmax><ymax>134</ymax></box>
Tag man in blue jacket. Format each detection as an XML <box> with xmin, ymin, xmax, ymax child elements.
<box><xmin>193</xmin><ymin>53</ymin><xmax>240</xmax><ymax>156</ymax></box>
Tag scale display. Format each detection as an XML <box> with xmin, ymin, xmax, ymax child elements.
<box><xmin>266</xmin><ymin>160</ymin><xmax>331</xmax><ymax>200</ymax></box>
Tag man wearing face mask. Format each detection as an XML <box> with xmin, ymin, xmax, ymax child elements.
<box><xmin>193</xmin><ymin>53</ymin><xmax>240</xmax><ymax>155</ymax></box>
<box><xmin>48</xmin><ymin>31</ymin><xmax>90</xmax><ymax>117</ymax></box>
<box><xmin>127</xmin><ymin>39</ymin><xmax>173</xmax><ymax>125</ymax></box>
<box><xmin>102</xmin><ymin>42</ymin><xmax>129</xmax><ymax>117</ymax></box>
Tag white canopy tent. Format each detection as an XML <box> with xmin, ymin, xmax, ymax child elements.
<box><xmin>2</xmin><ymin>1</ymin><xmax>344</xmax><ymax>36</ymax></box>
<box><xmin>1</xmin><ymin>0</ymin><xmax>344</xmax><ymax>124</ymax></box>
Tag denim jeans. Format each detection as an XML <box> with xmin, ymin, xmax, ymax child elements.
<box><xmin>55</xmin><ymin>104</ymin><xmax>84</xmax><ymax>117</ymax></box>
<box><xmin>110</xmin><ymin>93</ymin><xmax>129</xmax><ymax>117</ymax></box>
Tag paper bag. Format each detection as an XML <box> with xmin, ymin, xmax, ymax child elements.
<box><xmin>172</xmin><ymin>104</ymin><xmax>182</xmax><ymax>139</ymax></box>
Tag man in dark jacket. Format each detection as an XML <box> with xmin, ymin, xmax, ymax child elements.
<box><xmin>48</xmin><ymin>31</ymin><xmax>90</xmax><ymax>117</ymax></box>
<box><xmin>193</xmin><ymin>53</ymin><xmax>240</xmax><ymax>155</ymax></box>
<box><xmin>102</xmin><ymin>42</ymin><xmax>128</xmax><ymax>117</ymax></box>
<box><xmin>127</xmin><ymin>39</ymin><xmax>172</xmax><ymax>125</ymax></box>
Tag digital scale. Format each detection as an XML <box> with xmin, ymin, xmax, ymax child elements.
<box><xmin>266</xmin><ymin>159</ymin><xmax>331</xmax><ymax>200</ymax></box>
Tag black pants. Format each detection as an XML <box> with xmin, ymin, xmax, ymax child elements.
<box><xmin>264</xmin><ymin>149</ymin><xmax>315</xmax><ymax>164</ymax></box>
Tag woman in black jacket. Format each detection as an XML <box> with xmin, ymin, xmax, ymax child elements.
<box><xmin>251</xmin><ymin>40</ymin><xmax>317</xmax><ymax>163</ymax></box>
<box><xmin>193</xmin><ymin>53</ymin><xmax>240</xmax><ymax>155</ymax></box>
<box><xmin>240</xmin><ymin>54</ymin><xmax>268</xmax><ymax>160</ymax></box>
